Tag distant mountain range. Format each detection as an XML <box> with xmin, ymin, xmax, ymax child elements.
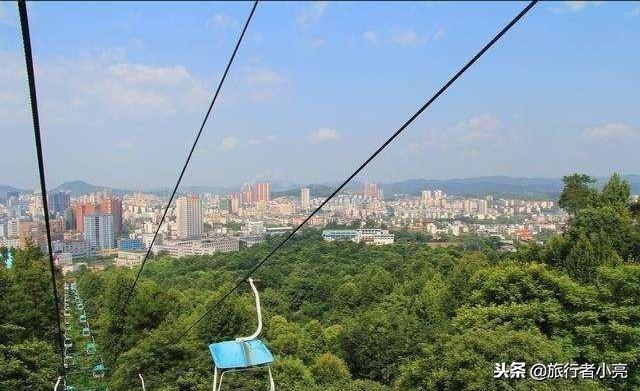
<box><xmin>383</xmin><ymin>175</ymin><xmax>640</xmax><ymax>198</ymax></box>
<box><xmin>2</xmin><ymin>175</ymin><xmax>640</xmax><ymax>199</ymax></box>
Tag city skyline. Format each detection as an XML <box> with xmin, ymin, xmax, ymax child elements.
<box><xmin>2</xmin><ymin>2</ymin><xmax>640</xmax><ymax>189</ymax></box>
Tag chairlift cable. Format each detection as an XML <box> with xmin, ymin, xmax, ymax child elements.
<box><xmin>123</xmin><ymin>0</ymin><xmax>260</xmax><ymax>307</ymax></box>
<box><xmin>170</xmin><ymin>0</ymin><xmax>539</xmax><ymax>345</ymax></box>
<box><xmin>17</xmin><ymin>0</ymin><xmax>66</xmax><ymax>375</ymax></box>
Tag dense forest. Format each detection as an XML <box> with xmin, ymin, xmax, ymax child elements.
<box><xmin>2</xmin><ymin>173</ymin><xmax>639</xmax><ymax>390</ymax></box>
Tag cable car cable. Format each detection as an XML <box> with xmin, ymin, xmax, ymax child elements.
<box><xmin>17</xmin><ymin>0</ymin><xmax>66</xmax><ymax>375</ymax></box>
<box><xmin>123</xmin><ymin>0</ymin><xmax>259</xmax><ymax>307</ymax></box>
<box><xmin>170</xmin><ymin>0</ymin><xmax>539</xmax><ymax>345</ymax></box>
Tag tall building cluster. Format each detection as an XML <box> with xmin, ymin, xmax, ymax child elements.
<box><xmin>364</xmin><ymin>182</ymin><xmax>383</xmax><ymax>200</ymax></box>
<box><xmin>72</xmin><ymin>197</ymin><xmax>122</xmax><ymax>236</ymax></box>
<box><xmin>71</xmin><ymin>196</ymin><xmax>122</xmax><ymax>251</ymax></box>
<box><xmin>238</xmin><ymin>182</ymin><xmax>270</xmax><ymax>204</ymax></box>
<box><xmin>421</xmin><ymin>189</ymin><xmax>445</xmax><ymax>207</ymax></box>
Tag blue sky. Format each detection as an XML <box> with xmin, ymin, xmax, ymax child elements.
<box><xmin>1</xmin><ymin>1</ymin><xmax>639</xmax><ymax>190</ymax></box>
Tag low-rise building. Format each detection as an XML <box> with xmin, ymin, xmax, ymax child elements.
<box><xmin>62</xmin><ymin>240</ymin><xmax>92</xmax><ymax>259</ymax></box>
<box><xmin>322</xmin><ymin>229</ymin><xmax>395</xmax><ymax>245</ymax></box>
<box><xmin>115</xmin><ymin>250</ymin><xmax>146</xmax><ymax>268</ymax></box>
<box><xmin>153</xmin><ymin>236</ymin><xmax>239</xmax><ymax>257</ymax></box>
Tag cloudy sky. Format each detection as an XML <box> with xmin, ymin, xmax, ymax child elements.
<box><xmin>1</xmin><ymin>1</ymin><xmax>639</xmax><ymax>190</ymax></box>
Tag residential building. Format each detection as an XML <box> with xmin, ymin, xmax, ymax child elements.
<box><xmin>83</xmin><ymin>214</ymin><xmax>115</xmax><ymax>250</ymax></box>
<box><xmin>176</xmin><ymin>195</ymin><xmax>203</xmax><ymax>239</ymax></box>
<box><xmin>240</xmin><ymin>182</ymin><xmax>270</xmax><ymax>204</ymax></box>
<box><xmin>50</xmin><ymin>191</ymin><xmax>71</xmax><ymax>215</ymax></box>
<box><xmin>62</xmin><ymin>240</ymin><xmax>91</xmax><ymax>259</ymax></box>
<box><xmin>99</xmin><ymin>197</ymin><xmax>123</xmax><ymax>236</ymax></box>
<box><xmin>300</xmin><ymin>187</ymin><xmax>310</xmax><ymax>209</ymax></box>
<box><xmin>363</xmin><ymin>182</ymin><xmax>380</xmax><ymax>199</ymax></box>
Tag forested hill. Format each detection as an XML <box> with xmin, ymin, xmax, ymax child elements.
<box><xmin>2</xmin><ymin>173</ymin><xmax>640</xmax><ymax>390</ymax></box>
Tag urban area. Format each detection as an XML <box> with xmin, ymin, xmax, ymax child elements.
<box><xmin>0</xmin><ymin>180</ymin><xmax>575</xmax><ymax>273</ymax></box>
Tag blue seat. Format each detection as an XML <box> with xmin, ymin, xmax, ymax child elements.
<box><xmin>209</xmin><ymin>339</ymin><xmax>274</xmax><ymax>370</ymax></box>
<box><xmin>209</xmin><ymin>278</ymin><xmax>275</xmax><ymax>391</ymax></box>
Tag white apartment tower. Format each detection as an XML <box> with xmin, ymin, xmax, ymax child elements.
<box><xmin>177</xmin><ymin>195</ymin><xmax>203</xmax><ymax>239</ymax></box>
<box><xmin>300</xmin><ymin>187</ymin><xmax>311</xmax><ymax>209</ymax></box>
<box><xmin>83</xmin><ymin>214</ymin><xmax>115</xmax><ymax>250</ymax></box>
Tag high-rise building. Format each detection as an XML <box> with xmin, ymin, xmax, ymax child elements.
<box><xmin>6</xmin><ymin>191</ymin><xmax>20</xmax><ymax>208</ymax></box>
<box><xmin>478</xmin><ymin>199</ymin><xmax>488</xmax><ymax>215</ymax></box>
<box><xmin>239</xmin><ymin>182</ymin><xmax>271</xmax><ymax>205</ymax></box>
<box><xmin>176</xmin><ymin>195</ymin><xmax>203</xmax><ymax>239</ymax></box>
<box><xmin>72</xmin><ymin>203</ymin><xmax>95</xmax><ymax>233</ymax></box>
<box><xmin>7</xmin><ymin>219</ymin><xmax>19</xmax><ymax>238</ymax></box>
<box><xmin>99</xmin><ymin>197</ymin><xmax>123</xmax><ymax>236</ymax></box>
<box><xmin>230</xmin><ymin>197</ymin><xmax>240</xmax><ymax>214</ymax></box>
<box><xmin>421</xmin><ymin>190</ymin><xmax>432</xmax><ymax>206</ymax></box>
<box><xmin>219</xmin><ymin>198</ymin><xmax>231</xmax><ymax>212</ymax></box>
<box><xmin>364</xmin><ymin>182</ymin><xmax>381</xmax><ymax>199</ymax></box>
<box><xmin>72</xmin><ymin>197</ymin><xmax>122</xmax><ymax>235</ymax></box>
<box><xmin>83</xmin><ymin>214</ymin><xmax>115</xmax><ymax>250</ymax></box>
<box><xmin>254</xmin><ymin>182</ymin><xmax>270</xmax><ymax>203</ymax></box>
<box><xmin>300</xmin><ymin>187</ymin><xmax>310</xmax><ymax>209</ymax></box>
<box><xmin>50</xmin><ymin>191</ymin><xmax>71</xmax><ymax>215</ymax></box>
<box><xmin>64</xmin><ymin>209</ymin><xmax>76</xmax><ymax>231</ymax></box>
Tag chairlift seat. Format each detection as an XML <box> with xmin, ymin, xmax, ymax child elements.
<box><xmin>209</xmin><ymin>339</ymin><xmax>274</xmax><ymax>370</ymax></box>
<box><xmin>93</xmin><ymin>363</ymin><xmax>106</xmax><ymax>378</ymax></box>
<box><xmin>82</xmin><ymin>327</ymin><xmax>91</xmax><ymax>336</ymax></box>
<box><xmin>209</xmin><ymin>278</ymin><xmax>275</xmax><ymax>391</ymax></box>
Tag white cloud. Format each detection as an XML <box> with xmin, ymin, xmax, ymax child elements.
<box><xmin>408</xmin><ymin>114</ymin><xmax>503</xmax><ymax>154</ymax></box>
<box><xmin>0</xmin><ymin>50</ymin><xmax>211</xmax><ymax>124</ymax></box>
<box><xmin>310</xmin><ymin>128</ymin><xmax>341</xmax><ymax>142</ymax></box>
<box><xmin>390</xmin><ymin>29</ymin><xmax>428</xmax><ymax>46</ymax></box>
<box><xmin>627</xmin><ymin>5</ymin><xmax>640</xmax><ymax>16</ymax></box>
<box><xmin>550</xmin><ymin>1</ymin><xmax>602</xmax><ymax>14</ymax></box>
<box><xmin>207</xmin><ymin>13</ymin><xmax>237</xmax><ymax>29</ymax></box>
<box><xmin>364</xmin><ymin>28</ymin><xmax>443</xmax><ymax>47</ymax></box>
<box><xmin>115</xmin><ymin>141</ymin><xmax>135</xmax><ymax>150</ymax></box>
<box><xmin>108</xmin><ymin>63</ymin><xmax>191</xmax><ymax>85</ymax></box>
<box><xmin>455</xmin><ymin>114</ymin><xmax>502</xmax><ymax>141</ymax></box>
<box><xmin>249</xmin><ymin>134</ymin><xmax>278</xmax><ymax>145</ymax></box>
<box><xmin>220</xmin><ymin>137</ymin><xmax>238</xmax><ymax>150</ymax></box>
<box><xmin>565</xmin><ymin>1</ymin><xmax>589</xmax><ymax>12</ymax></box>
<box><xmin>297</xmin><ymin>1</ymin><xmax>327</xmax><ymax>26</ymax></box>
<box><xmin>243</xmin><ymin>67</ymin><xmax>287</xmax><ymax>102</ymax></box>
<box><xmin>583</xmin><ymin>123</ymin><xmax>639</xmax><ymax>140</ymax></box>
<box><xmin>245</xmin><ymin>68</ymin><xmax>283</xmax><ymax>87</ymax></box>
<box><xmin>363</xmin><ymin>30</ymin><xmax>379</xmax><ymax>44</ymax></box>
